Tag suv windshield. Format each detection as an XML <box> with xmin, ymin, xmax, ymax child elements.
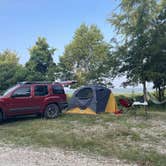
<box><xmin>3</xmin><ymin>85</ymin><xmax>18</xmax><ymax>96</ymax></box>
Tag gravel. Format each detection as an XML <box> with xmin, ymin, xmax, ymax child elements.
<box><xmin>0</xmin><ymin>145</ymin><xmax>131</xmax><ymax>166</ymax></box>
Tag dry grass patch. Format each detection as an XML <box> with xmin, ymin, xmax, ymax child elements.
<box><xmin>0</xmin><ymin>110</ymin><xmax>165</xmax><ymax>165</ymax></box>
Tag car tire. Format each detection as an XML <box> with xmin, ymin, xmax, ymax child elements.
<box><xmin>0</xmin><ymin>112</ymin><xmax>3</xmax><ymax>123</ymax></box>
<box><xmin>44</xmin><ymin>104</ymin><xmax>60</xmax><ymax>119</ymax></box>
<box><xmin>36</xmin><ymin>113</ymin><xmax>42</xmax><ymax>118</ymax></box>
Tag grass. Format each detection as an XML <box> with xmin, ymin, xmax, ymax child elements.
<box><xmin>0</xmin><ymin>109</ymin><xmax>166</xmax><ymax>166</ymax></box>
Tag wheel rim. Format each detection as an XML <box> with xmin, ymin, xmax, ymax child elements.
<box><xmin>46</xmin><ymin>104</ymin><xmax>58</xmax><ymax>118</ymax></box>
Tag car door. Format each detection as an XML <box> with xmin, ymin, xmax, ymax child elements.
<box><xmin>7</xmin><ymin>85</ymin><xmax>37</xmax><ymax>116</ymax></box>
<box><xmin>31</xmin><ymin>85</ymin><xmax>49</xmax><ymax>111</ymax></box>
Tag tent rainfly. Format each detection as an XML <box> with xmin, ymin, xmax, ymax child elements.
<box><xmin>67</xmin><ymin>85</ymin><xmax>118</xmax><ymax>115</ymax></box>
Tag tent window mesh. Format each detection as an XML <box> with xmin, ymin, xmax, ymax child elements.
<box><xmin>76</xmin><ymin>88</ymin><xmax>93</xmax><ymax>99</ymax></box>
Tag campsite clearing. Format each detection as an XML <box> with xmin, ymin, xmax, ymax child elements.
<box><xmin>0</xmin><ymin>109</ymin><xmax>166</xmax><ymax>166</ymax></box>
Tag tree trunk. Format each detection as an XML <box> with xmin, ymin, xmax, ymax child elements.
<box><xmin>163</xmin><ymin>87</ymin><xmax>165</xmax><ymax>99</ymax></box>
<box><xmin>158</xmin><ymin>86</ymin><xmax>162</xmax><ymax>101</ymax></box>
<box><xmin>143</xmin><ymin>81</ymin><xmax>147</xmax><ymax>102</ymax></box>
<box><xmin>143</xmin><ymin>81</ymin><xmax>148</xmax><ymax>119</ymax></box>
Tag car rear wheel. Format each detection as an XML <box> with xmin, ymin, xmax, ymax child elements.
<box><xmin>44</xmin><ymin>104</ymin><xmax>60</xmax><ymax>119</ymax></box>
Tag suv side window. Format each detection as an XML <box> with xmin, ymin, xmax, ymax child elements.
<box><xmin>52</xmin><ymin>85</ymin><xmax>64</xmax><ymax>94</ymax></box>
<box><xmin>34</xmin><ymin>85</ymin><xmax>48</xmax><ymax>96</ymax></box>
<box><xmin>12</xmin><ymin>86</ymin><xmax>31</xmax><ymax>97</ymax></box>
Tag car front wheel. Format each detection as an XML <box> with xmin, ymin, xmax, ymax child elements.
<box><xmin>44</xmin><ymin>104</ymin><xmax>60</xmax><ymax>119</ymax></box>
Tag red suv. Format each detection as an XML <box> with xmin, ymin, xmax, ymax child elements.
<box><xmin>0</xmin><ymin>82</ymin><xmax>68</xmax><ymax>122</ymax></box>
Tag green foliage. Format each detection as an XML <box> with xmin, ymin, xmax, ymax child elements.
<box><xmin>0</xmin><ymin>49</ymin><xmax>19</xmax><ymax>64</ymax></box>
<box><xmin>108</xmin><ymin>0</ymin><xmax>166</xmax><ymax>100</ymax></box>
<box><xmin>108</xmin><ymin>0</ymin><xmax>158</xmax><ymax>39</ymax></box>
<box><xmin>58</xmin><ymin>24</ymin><xmax>112</xmax><ymax>86</ymax></box>
<box><xmin>147</xmin><ymin>6</ymin><xmax>166</xmax><ymax>100</ymax></box>
<box><xmin>109</xmin><ymin>0</ymin><xmax>158</xmax><ymax>83</ymax></box>
<box><xmin>26</xmin><ymin>37</ymin><xmax>56</xmax><ymax>81</ymax></box>
<box><xmin>0</xmin><ymin>50</ymin><xmax>26</xmax><ymax>92</ymax></box>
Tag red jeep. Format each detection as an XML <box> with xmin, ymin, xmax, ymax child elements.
<box><xmin>0</xmin><ymin>82</ymin><xmax>68</xmax><ymax>122</ymax></box>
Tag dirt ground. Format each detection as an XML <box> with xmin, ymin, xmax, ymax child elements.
<box><xmin>0</xmin><ymin>144</ymin><xmax>131</xmax><ymax>166</ymax></box>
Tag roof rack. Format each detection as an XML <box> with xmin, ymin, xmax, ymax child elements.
<box><xmin>18</xmin><ymin>81</ymin><xmax>54</xmax><ymax>85</ymax></box>
<box><xmin>17</xmin><ymin>80</ymin><xmax>78</xmax><ymax>86</ymax></box>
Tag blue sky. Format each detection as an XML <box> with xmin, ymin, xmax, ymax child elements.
<box><xmin>0</xmin><ymin>0</ymin><xmax>154</xmax><ymax>89</ymax></box>
<box><xmin>0</xmin><ymin>0</ymin><xmax>119</xmax><ymax>64</ymax></box>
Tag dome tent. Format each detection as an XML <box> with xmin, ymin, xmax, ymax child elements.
<box><xmin>67</xmin><ymin>85</ymin><xmax>118</xmax><ymax>114</ymax></box>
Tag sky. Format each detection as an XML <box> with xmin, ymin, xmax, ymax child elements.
<box><xmin>0</xmin><ymin>0</ymin><xmax>119</xmax><ymax>64</ymax></box>
<box><xmin>0</xmin><ymin>0</ymin><xmax>154</xmax><ymax>89</ymax></box>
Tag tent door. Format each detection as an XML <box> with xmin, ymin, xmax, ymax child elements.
<box><xmin>75</xmin><ymin>88</ymin><xmax>93</xmax><ymax>109</ymax></box>
<box><xmin>96</xmin><ymin>89</ymin><xmax>110</xmax><ymax>113</ymax></box>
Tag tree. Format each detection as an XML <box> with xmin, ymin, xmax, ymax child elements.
<box><xmin>0</xmin><ymin>50</ymin><xmax>26</xmax><ymax>92</ymax></box>
<box><xmin>108</xmin><ymin>0</ymin><xmax>160</xmax><ymax>101</ymax></box>
<box><xmin>0</xmin><ymin>49</ymin><xmax>19</xmax><ymax>64</ymax></box>
<box><xmin>148</xmin><ymin>6</ymin><xmax>166</xmax><ymax>100</ymax></box>
<box><xmin>58</xmin><ymin>24</ymin><xmax>111</xmax><ymax>86</ymax></box>
<box><xmin>26</xmin><ymin>37</ymin><xmax>56</xmax><ymax>81</ymax></box>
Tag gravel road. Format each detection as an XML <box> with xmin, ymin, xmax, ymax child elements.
<box><xmin>0</xmin><ymin>145</ymin><xmax>131</xmax><ymax>166</ymax></box>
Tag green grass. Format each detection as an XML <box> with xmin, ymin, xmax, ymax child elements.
<box><xmin>0</xmin><ymin>109</ymin><xmax>166</xmax><ymax>165</ymax></box>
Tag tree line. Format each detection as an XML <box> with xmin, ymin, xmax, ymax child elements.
<box><xmin>0</xmin><ymin>0</ymin><xmax>165</xmax><ymax>100</ymax></box>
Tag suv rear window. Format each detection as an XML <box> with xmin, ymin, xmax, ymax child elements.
<box><xmin>34</xmin><ymin>85</ymin><xmax>48</xmax><ymax>96</ymax></box>
<box><xmin>52</xmin><ymin>85</ymin><xmax>64</xmax><ymax>94</ymax></box>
